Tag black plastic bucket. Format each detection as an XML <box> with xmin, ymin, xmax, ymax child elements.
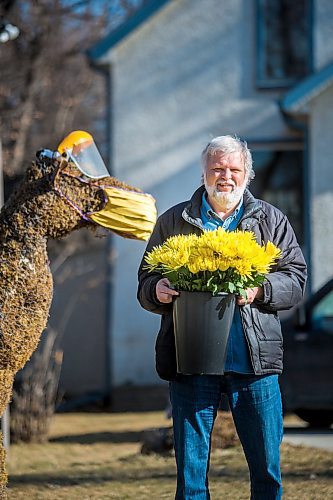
<box><xmin>173</xmin><ymin>291</ymin><xmax>235</xmax><ymax>375</ymax></box>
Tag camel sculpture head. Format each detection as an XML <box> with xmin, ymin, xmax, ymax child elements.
<box><xmin>2</xmin><ymin>152</ymin><xmax>156</xmax><ymax>242</ymax></box>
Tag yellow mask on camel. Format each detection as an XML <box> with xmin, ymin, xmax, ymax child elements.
<box><xmin>86</xmin><ymin>186</ymin><xmax>157</xmax><ymax>241</ymax></box>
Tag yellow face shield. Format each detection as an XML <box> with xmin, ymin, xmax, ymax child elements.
<box><xmin>56</xmin><ymin>131</ymin><xmax>157</xmax><ymax>240</ymax></box>
<box><xmin>86</xmin><ymin>186</ymin><xmax>157</xmax><ymax>241</ymax></box>
<box><xmin>58</xmin><ymin>130</ymin><xmax>110</xmax><ymax>179</ymax></box>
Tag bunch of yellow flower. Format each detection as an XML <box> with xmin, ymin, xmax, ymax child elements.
<box><xmin>144</xmin><ymin>228</ymin><xmax>281</xmax><ymax>295</ymax></box>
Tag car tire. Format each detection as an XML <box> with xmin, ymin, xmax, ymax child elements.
<box><xmin>295</xmin><ymin>409</ymin><xmax>333</xmax><ymax>428</ymax></box>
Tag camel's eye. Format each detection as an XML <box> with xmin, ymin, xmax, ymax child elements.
<box><xmin>96</xmin><ymin>189</ymin><xmax>105</xmax><ymax>201</ymax></box>
<box><xmin>94</xmin><ymin>189</ymin><xmax>107</xmax><ymax>210</ymax></box>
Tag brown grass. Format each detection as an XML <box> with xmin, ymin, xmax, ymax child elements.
<box><xmin>6</xmin><ymin>412</ymin><xmax>333</xmax><ymax>499</ymax></box>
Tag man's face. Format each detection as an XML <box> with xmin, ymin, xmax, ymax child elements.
<box><xmin>203</xmin><ymin>151</ymin><xmax>247</xmax><ymax>211</ymax></box>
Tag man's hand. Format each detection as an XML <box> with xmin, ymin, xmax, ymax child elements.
<box><xmin>156</xmin><ymin>278</ymin><xmax>179</xmax><ymax>304</ymax></box>
<box><xmin>237</xmin><ymin>286</ymin><xmax>263</xmax><ymax>306</ymax></box>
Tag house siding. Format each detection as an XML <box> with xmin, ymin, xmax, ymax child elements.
<box><xmin>314</xmin><ymin>0</ymin><xmax>333</xmax><ymax>70</ymax></box>
<box><xmin>309</xmin><ymin>84</ymin><xmax>333</xmax><ymax>290</ymax></box>
<box><xmin>84</xmin><ymin>0</ymin><xmax>333</xmax><ymax>393</ymax></box>
<box><xmin>107</xmin><ymin>0</ymin><xmax>304</xmax><ymax>387</ymax></box>
<box><xmin>111</xmin><ymin>0</ymin><xmax>296</xmax><ymax>191</ymax></box>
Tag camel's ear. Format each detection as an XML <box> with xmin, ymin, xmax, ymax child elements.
<box><xmin>25</xmin><ymin>161</ymin><xmax>45</xmax><ymax>182</ymax></box>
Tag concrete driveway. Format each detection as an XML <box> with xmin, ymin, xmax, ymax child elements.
<box><xmin>283</xmin><ymin>416</ymin><xmax>333</xmax><ymax>451</ymax></box>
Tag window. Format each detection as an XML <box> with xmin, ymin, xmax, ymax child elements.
<box><xmin>250</xmin><ymin>149</ymin><xmax>304</xmax><ymax>244</ymax></box>
<box><xmin>256</xmin><ymin>0</ymin><xmax>312</xmax><ymax>88</ymax></box>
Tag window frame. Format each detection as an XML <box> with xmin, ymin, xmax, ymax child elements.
<box><xmin>255</xmin><ymin>0</ymin><xmax>313</xmax><ymax>89</ymax></box>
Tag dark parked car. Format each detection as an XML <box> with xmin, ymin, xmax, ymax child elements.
<box><xmin>279</xmin><ymin>278</ymin><xmax>333</xmax><ymax>427</ymax></box>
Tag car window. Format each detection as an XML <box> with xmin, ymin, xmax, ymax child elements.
<box><xmin>312</xmin><ymin>289</ymin><xmax>333</xmax><ymax>333</ymax></box>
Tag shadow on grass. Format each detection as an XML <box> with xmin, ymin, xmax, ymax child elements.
<box><xmin>8</xmin><ymin>465</ymin><xmax>333</xmax><ymax>489</ymax></box>
<box><xmin>50</xmin><ymin>425</ymin><xmax>333</xmax><ymax>445</ymax></box>
<box><xmin>284</xmin><ymin>427</ymin><xmax>333</xmax><ymax>436</ymax></box>
<box><xmin>49</xmin><ymin>430</ymin><xmax>144</xmax><ymax>444</ymax></box>
<box><xmin>8</xmin><ymin>469</ymin><xmax>176</xmax><ymax>488</ymax></box>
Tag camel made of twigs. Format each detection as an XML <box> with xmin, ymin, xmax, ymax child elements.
<box><xmin>0</xmin><ymin>154</ymin><xmax>147</xmax><ymax>497</ymax></box>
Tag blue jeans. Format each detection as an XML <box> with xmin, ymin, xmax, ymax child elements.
<box><xmin>170</xmin><ymin>373</ymin><xmax>283</xmax><ymax>500</ymax></box>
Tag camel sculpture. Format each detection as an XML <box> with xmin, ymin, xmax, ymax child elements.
<box><xmin>0</xmin><ymin>152</ymin><xmax>156</xmax><ymax>497</ymax></box>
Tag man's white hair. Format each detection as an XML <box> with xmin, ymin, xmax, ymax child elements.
<box><xmin>201</xmin><ymin>135</ymin><xmax>255</xmax><ymax>185</ymax></box>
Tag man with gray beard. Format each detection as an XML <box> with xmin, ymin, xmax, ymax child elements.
<box><xmin>138</xmin><ymin>135</ymin><xmax>307</xmax><ymax>499</ymax></box>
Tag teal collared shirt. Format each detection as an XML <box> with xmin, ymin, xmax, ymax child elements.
<box><xmin>200</xmin><ymin>192</ymin><xmax>253</xmax><ymax>374</ymax></box>
<box><xmin>200</xmin><ymin>193</ymin><xmax>244</xmax><ymax>231</ymax></box>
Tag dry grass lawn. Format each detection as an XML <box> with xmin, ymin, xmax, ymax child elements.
<box><xmin>6</xmin><ymin>412</ymin><xmax>333</xmax><ymax>499</ymax></box>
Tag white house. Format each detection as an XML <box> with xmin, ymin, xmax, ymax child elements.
<box><xmin>83</xmin><ymin>0</ymin><xmax>333</xmax><ymax>407</ymax></box>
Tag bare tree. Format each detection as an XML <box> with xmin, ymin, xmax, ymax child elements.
<box><xmin>0</xmin><ymin>0</ymin><xmax>145</xmax><ymax>176</ymax></box>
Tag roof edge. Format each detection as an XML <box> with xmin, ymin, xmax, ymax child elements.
<box><xmin>281</xmin><ymin>61</ymin><xmax>333</xmax><ymax>115</ymax></box>
<box><xmin>87</xmin><ymin>0</ymin><xmax>171</xmax><ymax>61</ymax></box>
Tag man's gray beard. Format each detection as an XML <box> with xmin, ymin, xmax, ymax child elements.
<box><xmin>204</xmin><ymin>181</ymin><xmax>246</xmax><ymax>211</ymax></box>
